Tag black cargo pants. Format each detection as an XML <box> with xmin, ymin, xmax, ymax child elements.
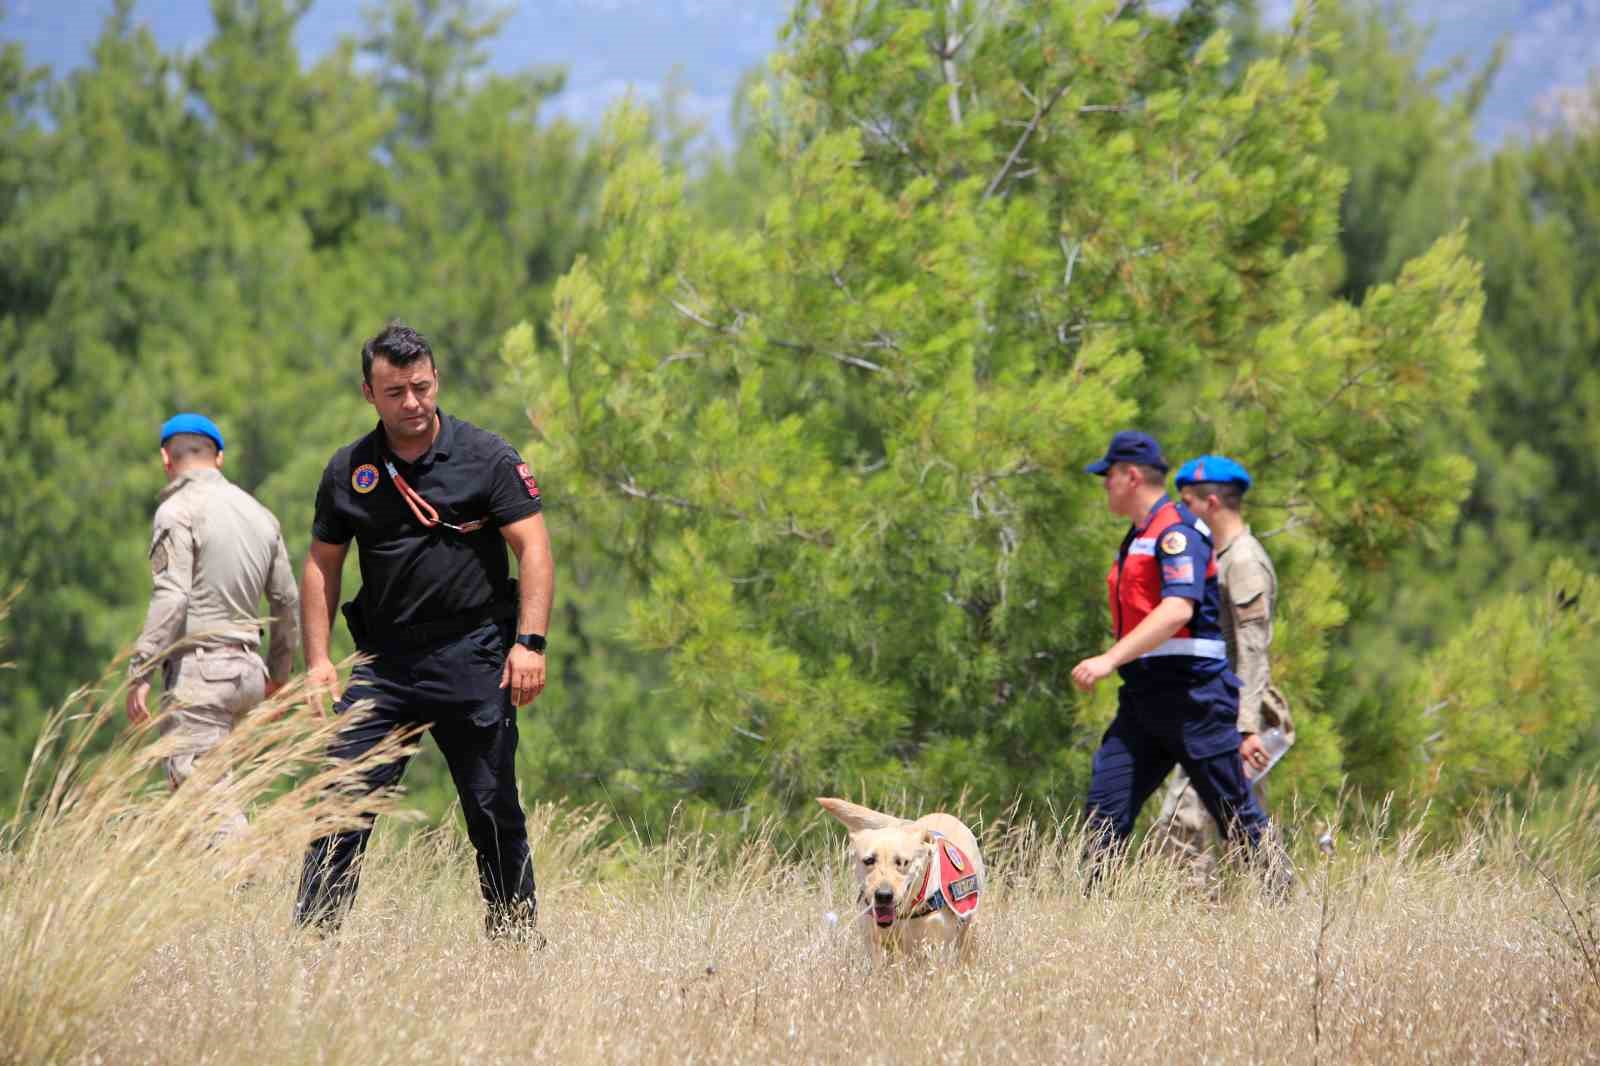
<box><xmin>294</xmin><ymin>618</ymin><xmax>536</xmax><ymax>936</ymax></box>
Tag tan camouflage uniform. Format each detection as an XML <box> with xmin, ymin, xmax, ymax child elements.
<box><xmin>129</xmin><ymin>468</ymin><xmax>300</xmax><ymax>836</ymax></box>
<box><xmin>1154</xmin><ymin>528</ymin><xmax>1293</xmax><ymax>879</ymax></box>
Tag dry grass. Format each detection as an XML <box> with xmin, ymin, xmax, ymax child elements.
<box><xmin>3</xmin><ymin>681</ymin><xmax>1598</xmax><ymax>1065</ymax></box>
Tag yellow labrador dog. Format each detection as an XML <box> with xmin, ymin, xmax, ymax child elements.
<box><xmin>817</xmin><ymin>797</ymin><xmax>984</xmax><ymax>960</ymax></box>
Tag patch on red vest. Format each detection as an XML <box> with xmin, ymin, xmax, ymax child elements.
<box><xmin>934</xmin><ymin>838</ymin><xmax>980</xmax><ymax>918</ymax></box>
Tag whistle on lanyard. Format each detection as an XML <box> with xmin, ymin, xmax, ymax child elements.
<box><xmin>382</xmin><ymin>459</ymin><xmax>486</xmax><ymax>534</ymax></box>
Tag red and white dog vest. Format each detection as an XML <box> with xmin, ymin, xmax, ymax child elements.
<box><xmin>909</xmin><ymin>834</ymin><xmax>980</xmax><ymax>921</ymax></box>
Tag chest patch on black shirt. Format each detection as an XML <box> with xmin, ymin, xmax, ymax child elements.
<box><xmin>352</xmin><ymin>464</ymin><xmax>380</xmax><ymax>494</ymax></box>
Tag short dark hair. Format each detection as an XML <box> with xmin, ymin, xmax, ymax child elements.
<box><xmin>1131</xmin><ymin>463</ymin><xmax>1168</xmax><ymax>488</ymax></box>
<box><xmin>1184</xmin><ymin>481</ymin><xmax>1246</xmax><ymax>511</ymax></box>
<box><xmin>362</xmin><ymin>322</ymin><xmax>436</xmax><ymax>385</ymax></box>
<box><xmin>164</xmin><ymin>432</ymin><xmax>218</xmax><ymax>461</ymax></box>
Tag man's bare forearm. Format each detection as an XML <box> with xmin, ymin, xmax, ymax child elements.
<box><xmin>301</xmin><ymin>553</ymin><xmax>340</xmax><ymax>667</ymax></box>
<box><xmin>517</xmin><ymin>540</ymin><xmax>554</xmax><ymax>636</ymax></box>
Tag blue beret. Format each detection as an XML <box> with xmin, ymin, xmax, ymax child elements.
<box><xmin>160</xmin><ymin>413</ymin><xmax>225</xmax><ymax>452</ymax></box>
<box><xmin>1085</xmin><ymin>430</ymin><xmax>1168</xmax><ymax>476</ymax></box>
<box><xmin>1174</xmin><ymin>454</ymin><xmax>1251</xmax><ymax>491</ymax></box>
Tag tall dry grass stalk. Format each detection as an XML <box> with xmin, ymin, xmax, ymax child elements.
<box><xmin>2</xmin><ymin>672</ymin><xmax>1598</xmax><ymax>1065</ymax></box>
<box><xmin>0</xmin><ymin>667</ymin><xmax>415</xmax><ymax>1065</ymax></box>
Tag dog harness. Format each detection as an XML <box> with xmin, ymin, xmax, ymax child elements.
<box><xmin>905</xmin><ymin>834</ymin><xmax>980</xmax><ymax>922</ymax></box>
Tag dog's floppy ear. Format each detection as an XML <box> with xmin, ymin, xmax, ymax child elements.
<box><xmin>920</xmin><ymin>827</ymin><xmax>935</xmax><ymax>844</ymax></box>
<box><xmin>816</xmin><ymin>797</ymin><xmax>902</xmax><ymax>832</ymax></box>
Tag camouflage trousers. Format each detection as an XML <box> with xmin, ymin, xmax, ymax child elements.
<box><xmin>1152</xmin><ymin>766</ymin><xmax>1267</xmax><ymax>888</ymax></box>
<box><xmin>1153</xmin><ymin>766</ymin><xmax>1295</xmax><ymax>899</ymax></box>
<box><xmin>159</xmin><ymin>646</ymin><xmax>268</xmax><ymax>841</ymax></box>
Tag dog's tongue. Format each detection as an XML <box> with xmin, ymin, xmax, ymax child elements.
<box><xmin>874</xmin><ymin>903</ymin><xmax>896</xmax><ymax>927</ymax></box>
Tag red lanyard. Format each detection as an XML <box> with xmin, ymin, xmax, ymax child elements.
<box><xmin>382</xmin><ymin>458</ymin><xmax>486</xmax><ymax>534</ymax></box>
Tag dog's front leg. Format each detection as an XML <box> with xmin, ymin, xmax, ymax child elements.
<box><xmin>955</xmin><ymin>917</ymin><xmax>979</xmax><ymax>963</ymax></box>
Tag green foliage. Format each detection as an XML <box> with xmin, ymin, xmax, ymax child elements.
<box><xmin>1408</xmin><ymin>560</ymin><xmax>1600</xmax><ymax>830</ymax></box>
<box><xmin>1299</xmin><ymin>0</ymin><xmax>1600</xmax><ymax>808</ymax></box>
<box><xmin>1467</xmin><ymin>115</ymin><xmax>1600</xmax><ymax>541</ymax></box>
<box><xmin>1312</xmin><ymin>0</ymin><xmax>1497</xmax><ymax>303</ymax></box>
<box><xmin>0</xmin><ymin>0</ymin><xmax>600</xmax><ymax>810</ymax></box>
<box><xmin>8</xmin><ymin>0</ymin><xmax>1596</xmax><ymax>847</ymax></box>
<box><xmin>356</xmin><ymin>0</ymin><xmax>597</xmax><ymax>403</ymax></box>
<box><xmin>509</xmin><ymin>0</ymin><xmax>1485</xmax><ymax>830</ymax></box>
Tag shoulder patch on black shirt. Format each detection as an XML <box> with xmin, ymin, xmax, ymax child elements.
<box><xmin>516</xmin><ymin>462</ymin><xmax>539</xmax><ymax>499</ymax></box>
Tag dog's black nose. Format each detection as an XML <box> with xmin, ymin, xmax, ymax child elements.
<box><xmin>873</xmin><ymin>886</ymin><xmax>894</xmax><ymax>905</ymax></box>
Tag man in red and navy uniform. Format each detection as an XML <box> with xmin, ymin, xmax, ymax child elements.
<box><xmin>1071</xmin><ymin>431</ymin><xmax>1274</xmax><ymax>869</ymax></box>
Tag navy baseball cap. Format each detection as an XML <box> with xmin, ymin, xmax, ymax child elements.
<box><xmin>159</xmin><ymin>413</ymin><xmax>225</xmax><ymax>452</ymax></box>
<box><xmin>1174</xmin><ymin>454</ymin><xmax>1251</xmax><ymax>491</ymax></box>
<box><xmin>1085</xmin><ymin>430</ymin><xmax>1168</xmax><ymax>476</ymax></box>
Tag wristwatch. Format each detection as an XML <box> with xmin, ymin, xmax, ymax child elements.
<box><xmin>514</xmin><ymin>633</ymin><xmax>547</xmax><ymax>654</ymax></box>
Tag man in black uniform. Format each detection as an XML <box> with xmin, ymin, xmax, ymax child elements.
<box><xmin>294</xmin><ymin>322</ymin><xmax>555</xmax><ymax>943</ymax></box>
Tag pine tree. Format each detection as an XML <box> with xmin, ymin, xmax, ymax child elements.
<box><xmin>504</xmin><ymin>0</ymin><xmax>1485</xmax><ymax>829</ymax></box>
<box><xmin>1301</xmin><ymin>3</ymin><xmax>1600</xmax><ymax>806</ymax></box>
<box><xmin>1406</xmin><ymin>559</ymin><xmax>1600</xmax><ymax>829</ymax></box>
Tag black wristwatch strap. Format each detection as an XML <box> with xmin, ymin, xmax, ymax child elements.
<box><xmin>515</xmin><ymin>633</ymin><xmax>547</xmax><ymax>654</ymax></box>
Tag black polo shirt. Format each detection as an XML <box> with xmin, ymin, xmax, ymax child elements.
<box><xmin>312</xmin><ymin>411</ymin><xmax>542</xmax><ymax>629</ymax></box>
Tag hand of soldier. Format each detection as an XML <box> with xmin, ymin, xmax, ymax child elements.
<box><xmin>306</xmin><ymin>659</ymin><xmax>340</xmax><ymax>717</ymax></box>
<box><xmin>501</xmin><ymin>644</ymin><xmax>546</xmax><ymax>707</ymax></box>
<box><xmin>125</xmin><ymin>680</ymin><xmax>152</xmax><ymax>727</ymax></box>
<box><xmin>1239</xmin><ymin>732</ymin><xmax>1269</xmax><ymax>774</ymax></box>
<box><xmin>1071</xmin><ymin>654</ymin><xmax>1116</xmax><ymax>692</ymax></box>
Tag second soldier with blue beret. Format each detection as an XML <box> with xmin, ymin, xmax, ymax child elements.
<box><xmin>1152</xmin><ymin>455</ymin><xmax>1295</xmax><ymax>886</ymax></box>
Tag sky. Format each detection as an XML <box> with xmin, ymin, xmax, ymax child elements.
<box><xmin>1262</xmin><ymin>0</ymin><xmax>1600</xmax><ymax>142</ymax></box>
<box><xmin>3</xmin><ymin>1</ymin><xmax>1598</xmax><ymax>145</ymax></box>
<box><xmin>0</xmin><ymin>0</ymin><xmax>792</xmax><ymax>140</ymax></box>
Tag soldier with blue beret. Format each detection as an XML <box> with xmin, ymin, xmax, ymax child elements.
<box><xmin>1153</xmin><ymin>454</ymin><xmax>1295</xmax><ymax>885</ymax></box>
<box><xmin>128</xmin><ymin>413</ymin><xmax>301</xmax><ymax>840</ymax></box>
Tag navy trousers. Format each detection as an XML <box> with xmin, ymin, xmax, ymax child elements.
<box><xmin>294</xmin><ymin>619</ymin><xmax>536</xmax><ymax>933</ymax></box>
<box><xmin>1084</xmin><ymin>672</ymin><xmax>1270</xmax><ymax>858</ymax></box>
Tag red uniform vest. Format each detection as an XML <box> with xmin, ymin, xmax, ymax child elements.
<box><xmin>1106</xmin><ymin>498</ymin><xmax>1216</xmax><ymax>640</ymax></box>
